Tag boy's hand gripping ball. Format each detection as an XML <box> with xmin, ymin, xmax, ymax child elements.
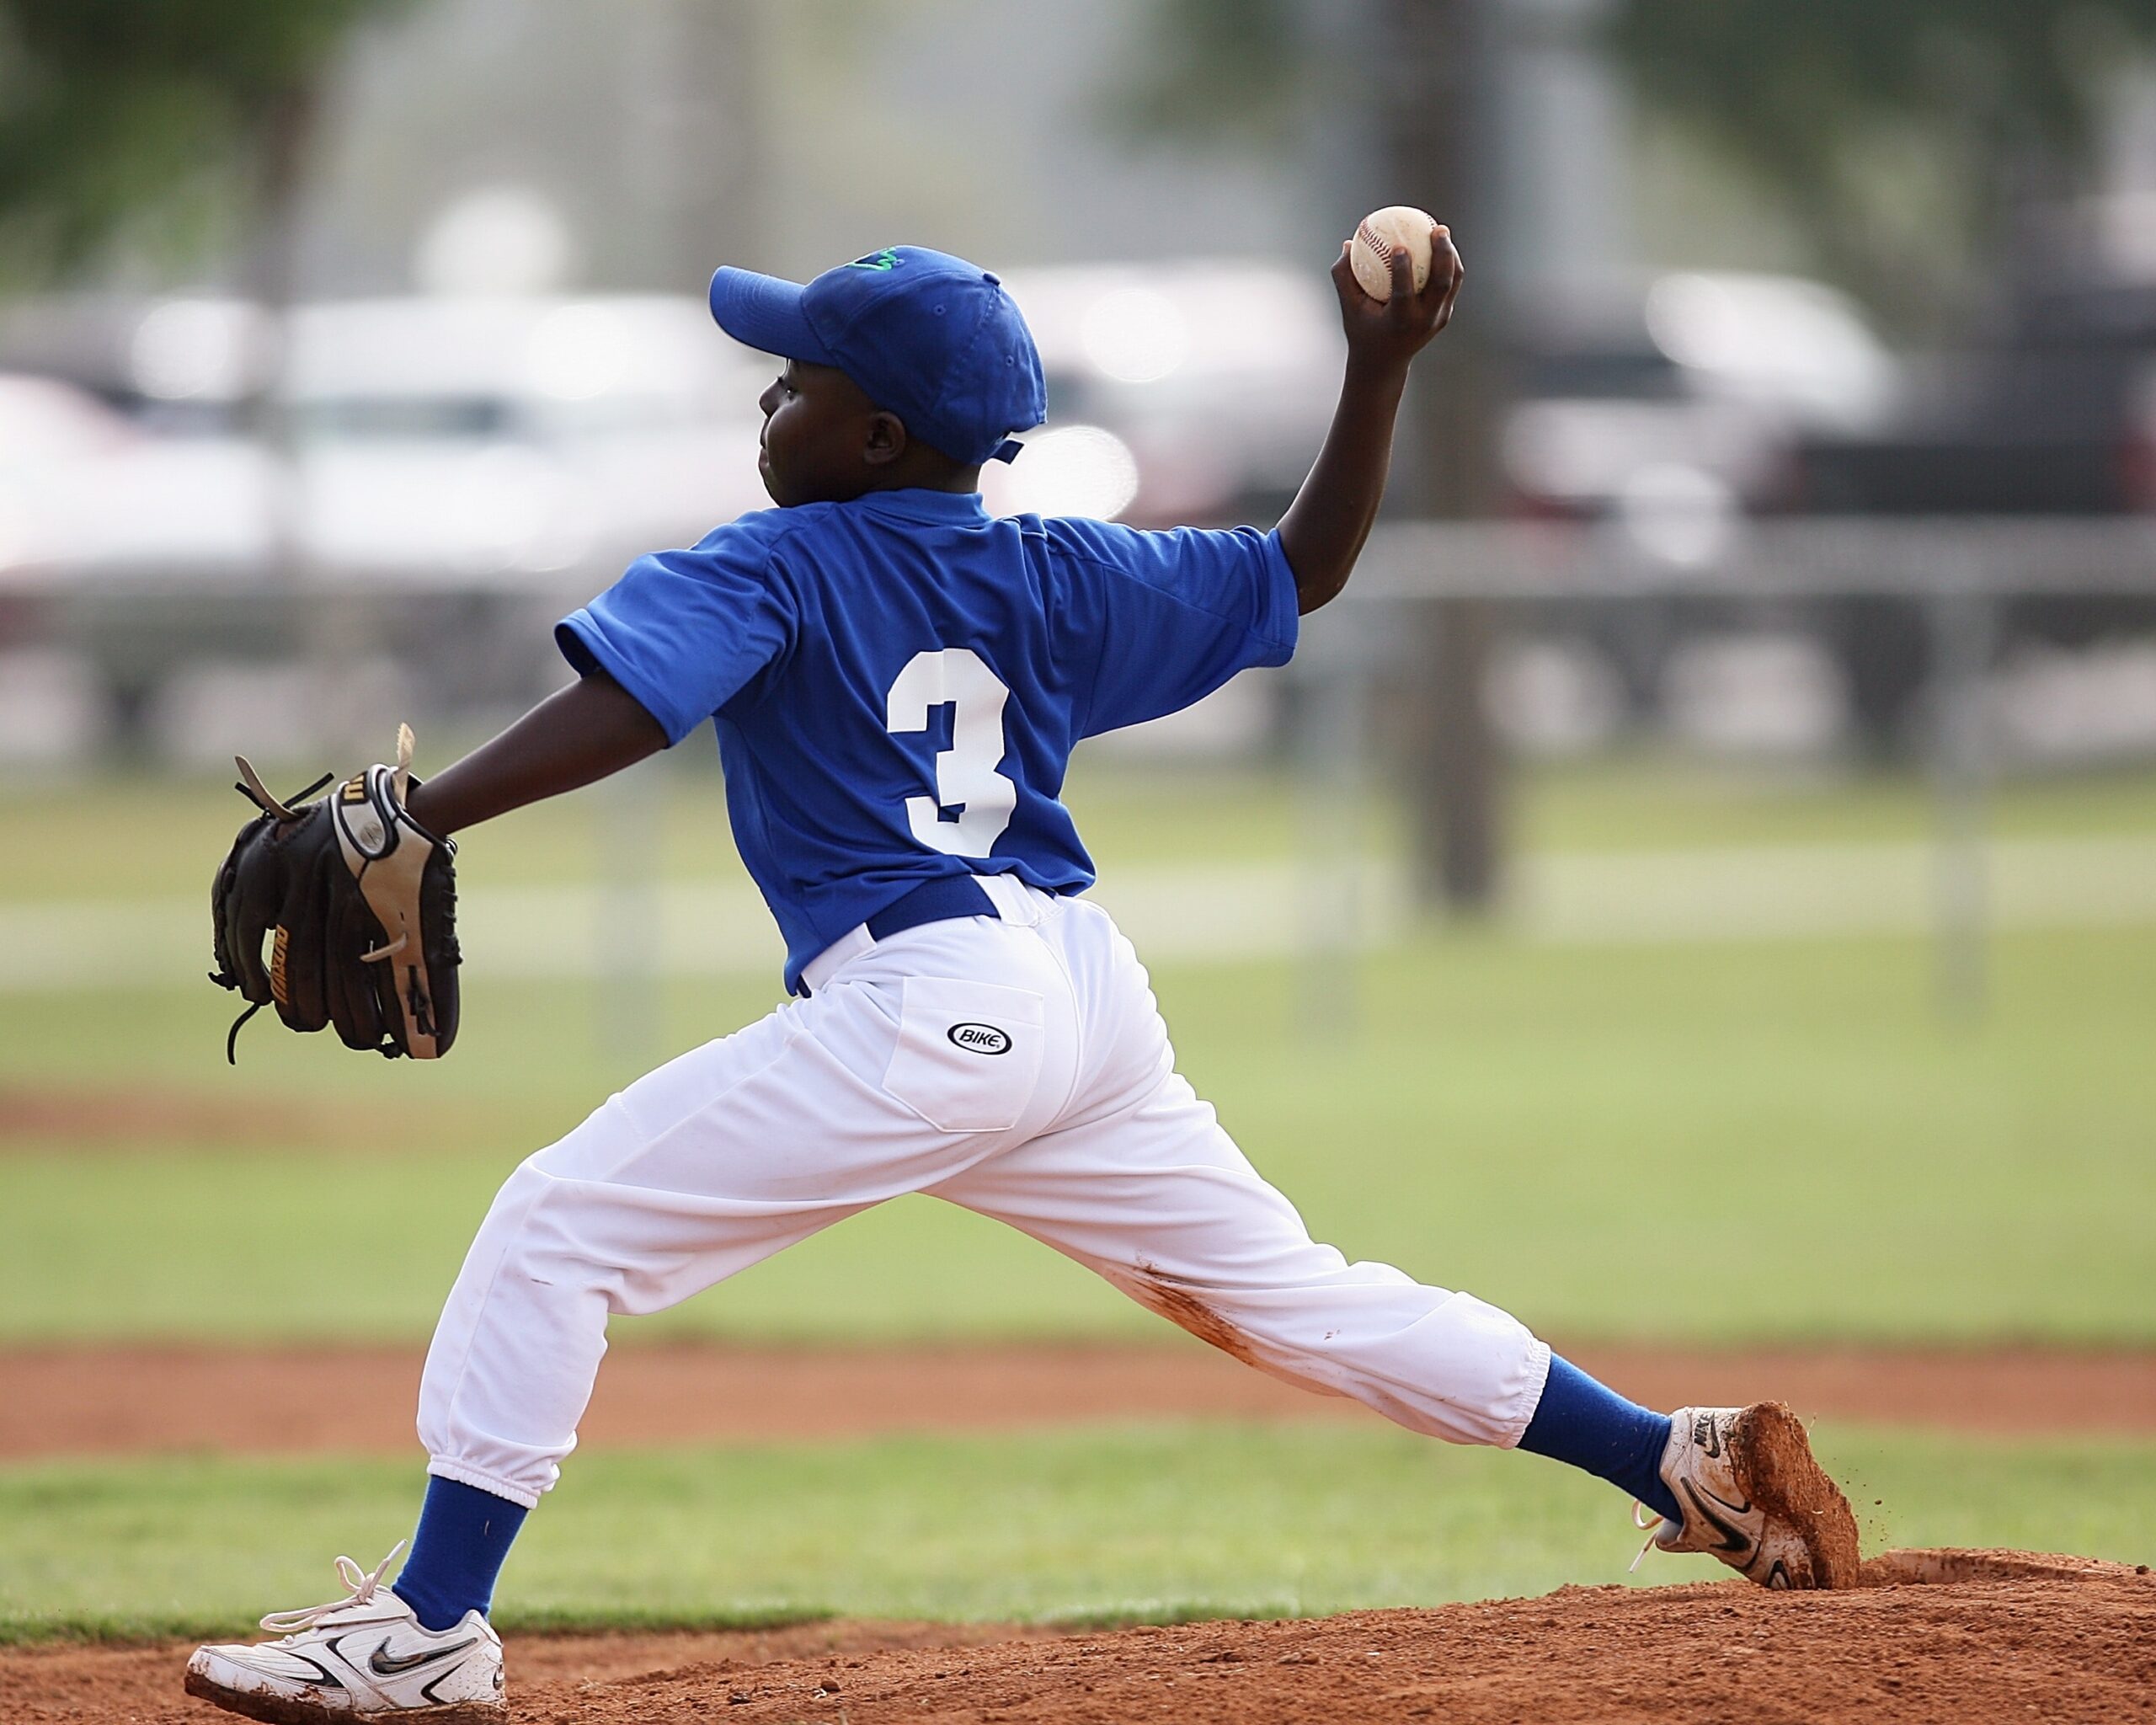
<box><xmin>1349</xmin><ymin>206</ymin><xmax>1438</xmax><ymax>302</ymax></box>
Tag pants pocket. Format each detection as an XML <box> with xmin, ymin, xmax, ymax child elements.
<box><xmin>882</xmin><ymin>975</ymin><xmax>1046</xmax><ymax>1133</ymax></box>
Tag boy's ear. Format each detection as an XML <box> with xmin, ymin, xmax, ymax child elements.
<box><xmin>862</xmin><ymin>409</ymin><xmax>909</xmax><ymax>467</ymax></box>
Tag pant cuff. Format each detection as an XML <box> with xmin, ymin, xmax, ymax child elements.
<box><xmin>1494</xmin><ymin>1337</ymin><xmax>1555</xmax><ymax>1450</ymax></box>
<box><xmin>426</xmin><ymin>1457</ymin><xmax>544</xmax><ymax>1511</ymax></box>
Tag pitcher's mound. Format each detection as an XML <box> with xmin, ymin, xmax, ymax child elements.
<box><xmin>1859</xmin><ymin>1545</ymin><xmax>2143</xmax><ymax>1585</ymax></box>
<box><xmin>8</xmin><ymin>1550</ymin><xmax>2149</xmax><ymax>1723</ymax></box>
<box><xmin>537</xmin><ymin>1551</ymin><xmax>2153</xmax><ymax>1725</ymax></box>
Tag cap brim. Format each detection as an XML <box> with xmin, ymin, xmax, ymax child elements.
<box><xmin>707</xmin><ymin>267</ymin><xmax>838</xmax><ymax>366</ymax></box>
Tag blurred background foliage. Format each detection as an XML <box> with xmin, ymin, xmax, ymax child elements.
<box><xmin>1125</xmin><ymin>0</ymin><xmax>2156</xmax><ymax>328</ymax></box>
<box><xmin>0</xmin><ymin>0</ymin><xmax>405</xmax><ymax>282</ymax></box>
<box><xmin>1607</xmin><ymin>0</ymin><xmax>2156</xmax><ymax>323</ymax></box>
<box><xmin>1107</xmin><ymin>0</ymin><xmax>1314</xmax><ymax>152</ymax></box>
<box><xmin>10</xmin><ymin>0</ymin><xmax>2153</xmax><ymax>322</ymax></box>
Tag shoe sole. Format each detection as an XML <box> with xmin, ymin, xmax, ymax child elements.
<box><xmin>1729</xmin><ymin>1400</ymin><xmax>1862</xmax><ymax>1589</ymax></box>
<box><xmin>184</xmin><ymin>1669</ymin><xmax>503</xmax><ymax>1725</ymax></box>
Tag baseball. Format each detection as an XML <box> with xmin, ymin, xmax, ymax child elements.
<box><xmin>1350</xmin><ymin>205</ymin><xmax>1438</xmax><ymax>302</ymax></box>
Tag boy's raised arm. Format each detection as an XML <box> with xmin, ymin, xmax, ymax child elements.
<box><xmin>406</xmin><ymin>668</ymin><xmax>666</xmax><ymax>837</ymax></box>
<box><xmin>1276</xmin><ymin>223</ymin><xmax>1463</xmax><ymax>616</ymax></box>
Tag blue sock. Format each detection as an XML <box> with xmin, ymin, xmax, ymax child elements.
<box><xmin>391</xmin><ymin>1477</ymin><xmax>529</xmax><ymax>1632</ymax></box>
<box><xmin>1518</xmin><ymin>1354</ymin><xmax>1681</xmax><ymax>1525</ymax></box>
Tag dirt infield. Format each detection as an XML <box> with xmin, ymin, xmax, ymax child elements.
<box><xmin>0</xmin><ymin>1087</ymin><xmax>455</xmax><ymax>1150</ymax></box>
<box><xmin>4</xmin><ymin>1339</ymin><xmax>2153</xmax><ymax>1460</ymax></box>
<box><xmin>6</xmin><ymin>1551</ymin><xmax>2150</xmax><ymax>1724</ymax></box>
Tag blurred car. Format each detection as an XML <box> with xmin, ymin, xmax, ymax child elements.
<box><xmin>280</xmin><ymin>295</ymin><xmax>768</xmax><ymax>583</ymax></box>
<box><xmin>0</xmin><ymin>371</ymin><xmax>136</xmax><ymax>465</ymax></box>
<box><xmin>0</xmin><ymin>373</ymin><xmax>139</xmax><ymax>571</ymax></box>
<box><xmin>0</xmin><ymin>269</ymin><xmax>1344</xmax><ymax>590</ymax></box>
<box><xmin>1502</xmin><ymin>271</ymin><xmax>1900</xmax><ymax>540</ymax></box>
<box><xmin>1491</xmin><ymin>273</ymin><xmax>1908</xmax><ymax>737</ymax></box>
<box><xmin>994</xmin><ymin>262</ymin><xmax>1343</xmax><ymax>526</ymax></box>
<box><xmin>0</xmin><ymin>294</ymin><xmax>777</xmax><ymax>742</ymax></box>
<box><xmin>0</xmin><ymin>364</ymin><xmax>266</xmax><ymax>585</ymax></box>
<box><xmin>1786</xmin><ymin>238</ymin><xmax>2156</xmax><ymax>740</ymax></box>
<box><xmin>1797</xmin><ymin>278</ymin><xmax>2156</xmax><ymax>517</ymax></box>
<box><xmin>0</xmin><ymin>294</ymin><xmax>261</xmax><ymax>434</ymax></box>
<box><xmin>0</xmin><ymin>292</ymin><xmax>771</xmax><ymax>590</ymax></box>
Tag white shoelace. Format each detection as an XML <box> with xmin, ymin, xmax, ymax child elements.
<box><xmin>259</xmin><ymin>1541</ymin><xmax>407</xmax><ymax>1637</ymax></box>
<box><xmin>1627</xmin><ymin>1501</ymin><xmax>1664</xmax><ymax>1573</ymax></box>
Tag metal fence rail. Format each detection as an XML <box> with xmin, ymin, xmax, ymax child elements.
<box><xmin>1294</xmin><ymin>516</ymin><xmax>2156</xmax><ymax>1025</ymax></box>
<box><xmin>1354</xmin><ymin>518</ymin><xmax>2156</xmax><ymax>600</ymax></box>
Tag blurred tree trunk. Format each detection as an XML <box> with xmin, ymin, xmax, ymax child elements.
<box><xmin>627</xmin><ymin>0</ymin><xmax>764</xmax><ymax>283</ymax></box>
<box><xmin>675</xmin><ymin>0</ymin><xmax>763</xmax><ymax>270</ymax></box>
<box><xmin>1371</xmin><ymin>0</ymin><xmax>1508</xmax><ymax>911</ymax></box>
<box><xmin>232</xmin><ymin>77</ymin><xmax>380</xmax><ymax>756</ymax></box>
<box><xmin>232</xmin><ymin>81</ymin><xmax>318</xmax><ymax>574</ymax></box>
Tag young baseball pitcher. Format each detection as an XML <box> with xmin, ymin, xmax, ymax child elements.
<box><xmin>190</xmin><ymin>226</ymin><xmax>1858</xmax><ymax>1722</ymax></box>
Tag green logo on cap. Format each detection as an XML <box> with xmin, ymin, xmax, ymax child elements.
<box><xmin>849</xmin><ymin>248</ymin><xmax>899</xmax><ymax>271</ymax></box>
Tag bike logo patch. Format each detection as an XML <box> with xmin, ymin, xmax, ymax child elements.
<box><xmin>947</xmin><ymin>1022</ymin><xmax>1012</xmax><ymax>1056</ymax></box>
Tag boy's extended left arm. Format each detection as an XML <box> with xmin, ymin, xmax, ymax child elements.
<box><xmin>403</xmin><ymin>668</ymin><xmax>665</xmax><ymax>837</ymax></box>
<box><xmin>1276</xmin><ymin>224</ymin><xmax>1463</xmax><ymax>615</ymax></box>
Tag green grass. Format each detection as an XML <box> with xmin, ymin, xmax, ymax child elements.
<box><xmin>1513</xmin><ymin>755</ymin><xmax>2156</xmax><ymax>852</ymax></box>
<box><xmin>2</xmin><ymin>1421</ymin><xmax>2150</xmax><ymax>1643</ymax></box>
<box><xmin>7</xmin><ymin>756</ymin><xmax>2156</xmax><ymax>903</ymax></box>
<box><xmin>3</xmin><ymin>921</ymin><xmax>2153</xmax><ymax>1346</ymax></box>
<box><xmin>3</xmin><ymin>757</ymin><xmax>2153</xmax><ymax>1347</ymax></box>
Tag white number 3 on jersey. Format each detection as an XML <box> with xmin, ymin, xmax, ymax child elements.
<box><xmin>884</xmin><ymin>648</ymin><xmax>1017</xmax><ymax>857</ymax></box>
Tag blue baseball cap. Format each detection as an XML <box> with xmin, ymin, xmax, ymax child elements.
<box><xmin>709</xmin><ymin>246</ymin><xmax>1047</xmax><ymax>465</ymax></box>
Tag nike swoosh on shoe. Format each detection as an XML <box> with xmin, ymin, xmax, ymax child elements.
<box><xmin>1680</xmin><ymin>1478</ymin><xmax>1755</xmax><ymax>1556</ymax></box>
<box><xmin>368</xmin><ymin>1636</ymin><xmax>480</xmax><ymax>1678</ymax></box>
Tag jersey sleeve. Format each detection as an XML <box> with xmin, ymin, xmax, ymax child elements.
<box><xmin>1047</xmin><ymin>518</ymin><xmax>1300</xmax><ymax>737</ymax></box>
<box><xmin>555</xmin><ymin>523</ymin><xmax>798</xmax><ymax>746</ymax></box>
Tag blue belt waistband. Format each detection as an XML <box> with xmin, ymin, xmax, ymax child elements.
<box><xmin>864</xmin><ymin>873</ymin><xmax>996</xmax><ymax>943</ymax></box>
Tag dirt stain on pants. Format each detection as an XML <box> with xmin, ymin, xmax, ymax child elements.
<box><xmin>1123</xmin><ymin>1267</ymin><xmax>1267</xmax><ymax>1370</ymax></box>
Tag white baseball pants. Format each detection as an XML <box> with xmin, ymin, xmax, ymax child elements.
<box><xmin>418</xmin><ymin>878</ymin><xmax>1551</xmax><ymax>1507</ymax></box>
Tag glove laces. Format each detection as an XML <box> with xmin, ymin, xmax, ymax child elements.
<box><xmin>259</xmin><ymin>1541</ymin><xmax>407</xmax><ymax>1637</ymax></box>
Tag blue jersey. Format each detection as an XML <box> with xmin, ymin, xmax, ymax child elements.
<box><xmin>557</xmin><ymin>488</ymin><xmax>1299</xmax><ymax>991</ymax></box>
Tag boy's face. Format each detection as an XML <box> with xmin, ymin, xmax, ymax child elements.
<box><xmin>756</xmin><ymin>360</ymin><xmax>883</xmax><ymax>507</ymax></box>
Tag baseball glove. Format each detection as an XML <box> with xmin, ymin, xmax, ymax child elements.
<box><xmin>209</xmin><ymin>724</ymin><xmax>461</xmax><ymax>1064</ymax></box>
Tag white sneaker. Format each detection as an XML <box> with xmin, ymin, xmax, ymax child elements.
<box><xmin>1640</xmin><ymin>1402</ymin><xmax>1860</xmax><ymax>1589</ymax></box>
<box><xmin>185</xmin><ymin>1546</ymin><xmax>504</xmax><ymax>1723</ymax></box>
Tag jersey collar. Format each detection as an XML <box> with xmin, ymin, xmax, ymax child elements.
<box><xmin>850</xmin><ymin>488</ymin><xmax>991</xmax><ymax>526</ymax></box>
